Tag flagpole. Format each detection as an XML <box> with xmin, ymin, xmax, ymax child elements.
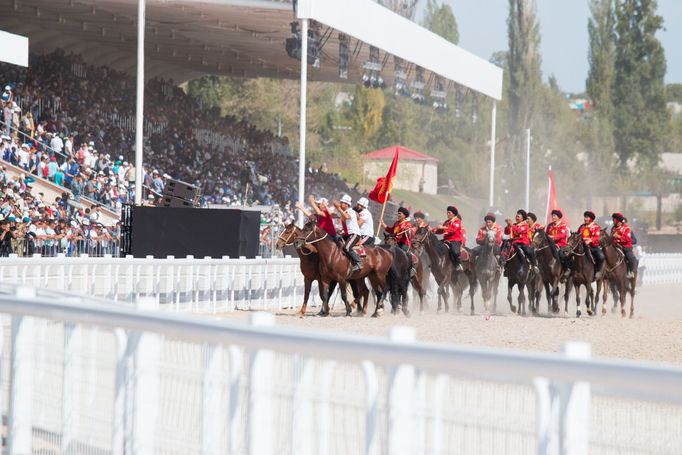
<box><xmin>376</xmin><ymin>195</ymin><xmax>389</xmax><ymax>237</ymax></box>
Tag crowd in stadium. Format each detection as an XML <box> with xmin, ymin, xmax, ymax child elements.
<box><xmin>0</xmin><ymin>50</ymin><xmax>360</xmax><ymax>217</ymax></box>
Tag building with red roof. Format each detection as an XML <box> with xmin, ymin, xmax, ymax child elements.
<box><xmin>363</xmin><ymin>145</ymin><xmax>439</xmax><ymax>195</ymax></box>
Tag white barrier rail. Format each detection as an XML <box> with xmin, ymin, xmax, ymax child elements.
<box><xmin>641</xmin><ymin>253</ymin><xmax>682</xmax><ymax>285</ymax></box>
<box><xmin>0</xmin><ymin>286</ymin><xmax>681</xmax><ymax>454</ymax></box>
<box><xmin>0</xmin><ymin>255</ymin><xmax>306</xmax><ymax>313</ymax></box>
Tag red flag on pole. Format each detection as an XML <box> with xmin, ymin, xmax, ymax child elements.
<box><xmin>545</xmin><ymin>165</ymin><xmax>560</xmax><ymax>225</ymax></box>
<box><xmin>368</xmin><ymin>147</ymin><xmax>400</xmax><ymax>203</ymax></box>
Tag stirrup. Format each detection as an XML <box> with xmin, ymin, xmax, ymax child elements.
<box><xmin>626</xmin><ymin>270</ymin><xmax>635</xmax><ymax>279</ymax></box>
<box><xmin>409</xmin><ymin>267</ymin><xmax>416</xmax><ymax>277</ymax></box>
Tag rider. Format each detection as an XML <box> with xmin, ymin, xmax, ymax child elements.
<box><xmin>355</xmin><ymin>197</ymin><xmax>375</xmax><ymax>245</ymax></box>
<box><xmin>382</xmin><ymin>206</ymin><xmax>415</xmax><ymax>276</ymax></box>
<box><xmin>526</xmin><ymin>212</ymin><xmax>544</xmax><ymax>241</ymax></box>
<box><xmin>433</xmin><ymin>205</ymin><xmax>465</xmax><ymax>271</ymax></box>
<box><xmin>472</xmin><ymin>212</ymin><xmax>503</xmax><ymax>260</ymax></box>
<box><xmin>412</xmin><ymin>211</ymin><xmax>428</xmax><ymax>231</ymax></box>
<box><xmin>504</xmin><ymin>209</ymin><xmax>536</xmax><ymax>267</ymax></box>
<box><xmin>296</xmin><ymin>196</ymin><xmax>338</xmax><ymax>241</ymax></box>
<box><xmin>578</xmin><ymin>210</ymin><xmax>605</xmax><ymax>280</ymax></box>
<box><xmin>547</xmin><ymin>209</ymin><xmax>571</xmax><ymax>280</ymax></box>
<box><xmin>333</xmin><ymin>194</ymin><xmax>363</xmax><ymax>272</ymax></box>
<box><xmin>611</xmin><ymin>212</ymin><xmax>637</xmax><ymax>278</ymax></box>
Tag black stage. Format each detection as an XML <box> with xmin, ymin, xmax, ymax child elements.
<box><xmin>121</xmin><ymin>205</ymin><xmax>260</xmax><ymax>258</ymax></box>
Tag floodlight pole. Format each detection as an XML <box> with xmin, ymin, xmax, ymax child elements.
<box><xmin>488</xmin><ymin>101</ymin><xmax>497</xmax><ymax>208</ymax></box>
<box><xmin>297</xmin><ymin>18</ymin><xmax>308</xmax><ymax>226</ymax></box>
<box><xmin>525</xmin><ymin>128</ymin><xmax>531</xmax><ymax>209</ymax></box>
<box><xmin>134</xmin><ymin>0</ymin><xmax>146</xmax><ymax>206</ymax></box>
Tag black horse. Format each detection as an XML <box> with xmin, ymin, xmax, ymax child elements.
<box><xmin>501</xmin><ymin>240</ymin><xmax>535</xmax><ymax>315</ymax></box>
<box><xmin>474</xmin><ymin>229</ymin><xmax>501</xmax><ymax>315</ymax></box>
<box><xmin>531</xmin><ymin>229</ymin><xmax>562</xmax><ymax>314</ymax></box>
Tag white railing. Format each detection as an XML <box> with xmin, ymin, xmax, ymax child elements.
<box><xmin>641</xmin><ymin>253</ymin><xmax>682</xmax><ymax>285</ymax></box>
<box><xmin>0</xmin><ymin>255</ymin><xmax>305</xmax><ymax>313</ymax></box>
<box><xmin>0</xmin><ymin>285</ymin><xmax>681</xmax><ymax>454</ymax></box>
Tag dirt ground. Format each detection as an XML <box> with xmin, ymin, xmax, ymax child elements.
<box><xmin>218</xmin><ymin>283</ymin><xmax>682</xmax><ymax>365</ymax></box>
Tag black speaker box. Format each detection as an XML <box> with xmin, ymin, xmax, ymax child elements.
<box><xmin>161</xmin><ymin>195</ymin><xmax>194</xmax><ymax>208</ymax></box>
<box><xmin>163</xmin><ymin>178</ymin><xmax>198</xmax><ymax>201</ymax></box>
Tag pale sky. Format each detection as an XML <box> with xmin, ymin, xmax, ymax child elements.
<box><xmin>428</xmin><ymin>0</ymin><xmax>682</xmax><ymax>93</ymax></box>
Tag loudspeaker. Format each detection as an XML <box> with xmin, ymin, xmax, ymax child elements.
<box><xmin>121</xmin><ymin>205</ymin><xmax>260</xmax><ymax>258</ymax></box>
<box><xmin>163</xmin><ymin>178</ymin><xmax>199</xmax><ymax>202</ymax></box>
<box><xmin>161</xmin><ymin>195</ymin><xmax>193</xmax><ymax>208</ymax></box>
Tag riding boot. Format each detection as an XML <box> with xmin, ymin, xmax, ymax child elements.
<box><xmin>348</xmin><ymin>250</ymin><xmax>362</xmax><ymax>271</ymax></box>
<box><xmin>594</xmin><ymin>249</ymin><xmax>605</xmax><ymax>280</ymax></box>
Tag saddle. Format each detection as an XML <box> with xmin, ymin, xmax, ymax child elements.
<box><xmin>460</xmin><ymin>249</ymin><xmax>471</xmax><ymax>263</ymax></box>
<box><xmin>353</xmin><ymin>245</ymin><xmax>367</xmax><ymax>257</ymax></box>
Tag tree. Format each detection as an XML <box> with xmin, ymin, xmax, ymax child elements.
<box><xmin>612</xmin><ymin>0</ymin><xmax>669</xmax><ymax>169</ymax></box>
<box><xmin>422</xmin><ymin>0</ymin><xmax>459</xmax><ymax>44</ymax></box>
<box><xmin>587</xmin><ymin>0</ymin><xmax>616</xmax><ymax>118</ymax></box>
<box><xmin>351</xmin><ymin>86</ymin><xmax>385</xmax><ymax>145</ymax></box>
<box><xmin>376</xmin><ymin>0</ymin><xmax>420</xmax><ymax>19</ymax></box>
<box><xmin>506</xmin><ymin>0</ymin><xmax>542</xmax><ymax>174</ymax></box>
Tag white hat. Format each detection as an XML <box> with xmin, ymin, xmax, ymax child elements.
<box><xmin>88</xmin><ymin>141</ymin><xmax>94</xmax><ymax>146</ymax></box>
<box><xmin>315</xmin><ymin>197</ymin><xmax>328</xmax><ymax>205</ymax></box>
<box><xmin>357</xmin><ymin>197</ymin><xmax>369</xmax><ymax>208</ymax></box>
<box><xmin>340</xmin><ymin>194</ymin><xmax>352</xmax><ymax>205</ymax></box>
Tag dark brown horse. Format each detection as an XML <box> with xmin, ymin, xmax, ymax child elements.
<box><xmin>565</xmin><ymin>233</ymin><xmax>596</xmax><ymax>317</ymax></box>
<box><xmin>275</xmin><ymin>222</ymin><xmax>369</xmax><ymax>317</ymax></box>
<box><xmin>597</xmin><ymin>231</ymin><xmax>637</xmax><ymax>318</ymax></box>
<box><xmin>531</xmin><ymin>229</ymin><xmax>562</xmax><ymax>314</ymax></box>
<box><xmin>384</xmin><ymin>234</ymin><xmax>427</xmax><ymax>314</ymax></box>
<box><xmin>413</xmin><ymin>226</ymin><xmax>477</xmax><ymax>314</ymax></box>
<box><xmin>501</xmin><ymin>240</ymin><xmax>534</xmax><ymax>315</ymax></box>
<box><xmin>295</xmin><ymin>220</ymin><xmax>393</xmax><ymax>317</ymax></box>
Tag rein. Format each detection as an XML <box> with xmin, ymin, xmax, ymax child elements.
<box><xmin>277</xmin><ymin>228</ymin><xmax>297</xmax><ymax>245</ymax></box>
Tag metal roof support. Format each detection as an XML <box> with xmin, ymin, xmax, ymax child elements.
<box><xmin>134</xmin><ymin>0</ymin><xmax>145</xmax><ymax>205</ymax></box>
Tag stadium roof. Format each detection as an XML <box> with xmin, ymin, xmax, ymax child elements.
<box><xmin>364</xmin><ymin>145</ymin><xmax>439</xmax><ymax>163</ymax></box>
<box><xmin>1</xmin><ymin>0</ymin><xmax>502</xmax><ymax>99</ymax></box>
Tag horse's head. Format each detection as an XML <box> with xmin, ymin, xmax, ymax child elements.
<box><xmin>275</xmin><ymin>222</ymin><xmax>299</xmax><ymax>250</ymax></box>
<box><xmin>530</xmin><ymin>229</ymin><xmax>545</xmax><ymax>249</ymax></box>
<box><xmin>599</xmin><ymin>230</ymin><xmax>613</xmax><ymax>247</ymax></box>
<box><xmin>412</xmin><ymin>225</ymin><xmax>430</xmax><ymax>250</ymax></box>
<box><xmin>384</xmin><ymin>233</ymin><xmax>397</xmax><ymax>246</ymax></box>
<box><xmin>485</xmin><ymin>229</ymin><xmax>498</xmax><ymax>247</ymax></box>
<box><xmin>294</xmin><ymin>219</ymin><xmax>325</xmax><ymax>250</ymax></box>
<box><xmin>567</xmin><ymin>232</ymin><xmax>583</xmax><ymax>253</ymax></box>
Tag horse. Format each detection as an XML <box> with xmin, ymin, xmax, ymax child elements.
<box><xmin>275</xmin><ymin>222</ymin><xmax>369</xmax><ymax>317</ymax></box>
<box><xmin>530</xmin><ymin>229</ymin><xmax>562</xmax><ymax>314</ymax></box>
<box><xmin>597</xmin><ymin>231</ymin><xmax>637</xmax><ymax>318</ymax></box>
<box><xmin>384</xmin><ymin>234</ymin><xmax>427</xmax><ymax>314</ymax></box>
<box><xmin>473</xmin><ymin>229</ymin><xmax>501</xmax><ymax>315</ymax></box>
<box><xmin>413</xmin><ymin>226</ymin><xmax>477</xmax><ymax>315</ymax></box>
<box><xmin>295</xmin><ymin>220</ymin><xmax>393</xmax><ymax>317</ymax></box>
<box><xmin>501</xmin><ymin>240</ymin><xmax>534</xmax><ymax>316</ymax></box>
<box><xmin>565</xmin><ymin>232</ymin><xmax>596</xmax><ymax>317</ymax></box>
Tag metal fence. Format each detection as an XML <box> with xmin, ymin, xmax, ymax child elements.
<box><xmin>7</xmin><ymin>239</ymin><xmax>121</xmax><ymax>258</ymax></box>
<box><xmin>641</xmin><ymin>253</ymin><xmax>682</xmax><ymax>285</ymax></box>
<box><xmin>0</xmin><ymin>285</ymin><xmax>681</xmax><ymax>455</ymax></box>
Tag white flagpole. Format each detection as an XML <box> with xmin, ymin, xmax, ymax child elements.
<box><xmin>545</xmin><ymin>164</ymin><xmax>552</xmax><ymax>224</ymax></box>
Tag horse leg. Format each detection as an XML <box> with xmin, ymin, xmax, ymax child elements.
<box><xmin>493</xmin><ymin>273</ymin><xmax>500</xmax><ymax>314</ymax></box>
<box><xmin>628</xmin><ymin>278</ymin><xmax>636</xmax><ymax>319</ymax></box>
<box><xmin>368</xmin><ymin>272</ymin><xmax>386</xmax><ymax>318</ymax></box>
<box><xmin>480</xmin><ymin>280</ymin><xmax>490</xmax><ymax>316</ymax></box>
<box><xmin>563</xmin><ymin>281</ymin><xmax>571</xmax><ymax>316</ymax></box>
<box><xmin>319</xmin><ymin>282</ymin><xmax>331</xmax><ymax>317</ymax></box>
<box><xmin>507</xmin><ymin>283</ymin><xmax>516</xmax><ymax>314</ymax></box>
<box><xmin>359</xmin><ymin>280</ymin><xmax>370</xmax><ymax>316</ymax></box>
<box><xmin>575</xmin><ymin>284</ymin><xmax>582</xmax><ymax>318</ymax></box>
<box><xmin>468</xmin><ymin>274</ymin><xmax>477</xmax><ymax>316</ymax></box>
<box><xmin>339</xmin><ymin>281</ymin><xmax>353</xmax><ymax>317</ymax></box>
<box><xmin>518</xmin><ymin>285</ymin><xmax>526</xmax><ymax>316</ymax></box>
<box><xmin>299</xmin><ymin>277</ymin><xmax>313</xmax><ymax>317</ymax></box>
<box><xmin>349</xmin><ymin>280</ymin><xmax>359</xmax><ymax>311</ymax></box>
<box><xmin>544</xmin><ymin>282</ymin><xmax>551</xmax><ymax>314</ymax></box>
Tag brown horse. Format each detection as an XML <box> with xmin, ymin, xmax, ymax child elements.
<box><xmin>565</xmin><ymin>233</ymin><xmax>596</xmax><ymax>317</ymax></box>
<box><xmin>597</xmin><ymin>231</ymin><xmax>637</xmax><ymax>318</ymax></box>
<box><xmin>295</xmin><ymin>220</ymin><xmax>393</xmax><ymax>317</ymax></box>
<box><xmin>275</xmin><ymin>222</ymin><xmax>369</xmax><ymax>317</ymax></box>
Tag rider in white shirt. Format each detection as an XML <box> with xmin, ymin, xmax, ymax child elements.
<box><xmin>355</xmin><ymin>197</ymin><xmax>375</xmax><ymax>245</ymax></box>
<box><xmin>333</xmin><ymin>194</ymin><xmax>362</xmax><ymax>271</ymax></box>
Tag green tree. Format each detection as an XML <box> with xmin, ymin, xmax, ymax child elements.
<box><xmin>351</xmin><ymin>86</ymin><xmax>385</xmax><ymax>144</ymax></box>
<box><xmin>422</xmin><ymin>0</ymin><xmax>459</xmax><ymax>44</ymax></box>
<box><xmin>612</xmin><ymin>0</ymin><xmax>669</xmax><ymax>169</ymax></box>
<box><xmin>587</xmin><ymin>0</ymin><xmax>616</xmax><ymax>118</ymax></box>
<box><xmin>506</xmin><ymin>0</ymin><xmax>542</xmax><ymax>173</ymax></box>
<box><xmin>377</xmin><ymin>0</ymin><xmax>420</xmax><ymax>19</ymax></box>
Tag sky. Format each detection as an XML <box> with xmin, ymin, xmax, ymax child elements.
<box><xmin>428</xmin><ymin>0</ymin><xmax>682</xmax><ymax>94</ymax></box>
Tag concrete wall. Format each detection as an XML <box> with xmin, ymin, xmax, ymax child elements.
<box><xmin>363</xmin><ymin>159</ymin><xmax>438</xmax><ymax>194</ymax></box>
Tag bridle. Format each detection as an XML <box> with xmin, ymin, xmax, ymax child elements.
<box><xmin>277</xmin><ymin>227</ymin><xmax>297</xmax><ymax>245</ymax></box>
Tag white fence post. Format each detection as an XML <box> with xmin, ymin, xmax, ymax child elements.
<box><xmin>362</xmin><ymin>361</ymin><xmax>379</xmax><ymax>455</ymax></box>
<box><xmin>132</xmin><ymin>297</ymin><xmax>161</xmax><ymax>454</ymax></box>
<box><xmin>386</xmin><ymin>326</ymin><xmax>417</xmax><ymax>455</ymax></box>
<box><xmin>62</xmin><ymin>322</ymin><xmax>83</xmax><ymax>454</ymax></box>
<box><xmin>291</xmin><ymin>356</ymin><xmax>314</xmax><ymax>455</ymax></box>
<box><xmin>201</xmin><ymin>343</ymin><xmax>224</xmax><ymax>455</ymax></box>
<box><xmin>559</xmin><ymin>342</ymin><xmax>591</xmax><ymax>455</ymax></box>
<box><xmin>247</xmin><ymin>313</ymin><xmax>275</xmax><ymax>455</ymax></box>
<box><xmin>112</xmin><ymin>328</ymin><xmax>132</xmax><ymax>455</ymax></box>
<box><xmin>228</xmin><ymin>345</ymin><xmax>243</xmax><ymax>455</ymax></box>
<box><xmin>8</xmin><ymin>287</ymin><xmax>36</xmax><ymax>455</ymax></box>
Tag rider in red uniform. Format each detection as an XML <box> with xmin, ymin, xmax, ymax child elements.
<box><xmin>526</xmin><ymin>212</ymin><xmax>544</xmax><ymax>242</ymax></box>
<box><xmin>472</xmin><ymin>212</ymin><xmax>502</xmax><ymax>258</ymax></box>
<box><xmin>611</xmin><ymin>212</ymin><xmax>637</xmax><ymax>278</ymax></box>
<box><xmin>433</xmin><ymin>206</ymin><xmax>464</xmax><ymax>270</ymax></box>
<box><xmin>547</xmin><ymin>209</ymin><xmax>571</xmax><ymax>280</ymax></box>
<box><xmin>504</xmin><ymin>209</ymin><xmax>535</xmax><ymax>266</ymax></box>
<box><xmin>296</xmin><ymin>196</ymin><xmax>338</xmax><ymax>240</ymax></box>
<box><xmin>577</xmin><ymin>210</ymin><xmax>604</xmax><ymax>279</ymax></box>
<box><xmin>382</xmin><ymin>207</ymin><xmax>415</xmax><ymax>276</ymax></box>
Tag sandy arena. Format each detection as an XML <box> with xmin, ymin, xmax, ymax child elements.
<box><xmin>220</xmin><ymin>283</ymin><xmax>682</xmax><ymax>365</ymax></box>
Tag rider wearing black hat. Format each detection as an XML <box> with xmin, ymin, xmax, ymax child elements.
<box><xmin>578</xmin><ymin>210</ymin><xmax>605</xmax><ymax>280</ymax></box>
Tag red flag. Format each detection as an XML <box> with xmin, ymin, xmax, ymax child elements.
<box><xmin>545</xmin><ymin>165</ymin><xmax>560</xmax><ymax>225</ymax></box>
<box><xmin>368</xmin><ymin>147</ymin><xmax>399</xmax><ymax>203</ymax></box>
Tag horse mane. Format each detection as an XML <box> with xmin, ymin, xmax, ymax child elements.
<box><xmin>541</xmin><ymin>229</ymin><xmax>559</xmax><ymax>260</ymax></box>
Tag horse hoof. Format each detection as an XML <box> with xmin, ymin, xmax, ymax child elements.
<box><xmin>470</xmin><ymin>311</ymin><xmax>475</xmax><ymax>316</ymax></box>
<box><xmin>402</xmin><ymin>310</ymin><xmax>411</xmax><ymax>318</ymax></box>
<box><xmin>629</xmin><ymin>312</ymin><xmax>634</xmax><ymax>319</ymax></box>
<box><xmin>587</xmin><ymin>310</ymin><xmax>594</xmax><ymax>316</ymax></box>
<box><xmin>611</xmin><ymin>307</ymin><xmax>618</xmax><ymax>314</ymax></box>
<box><xmin>510</xmin><ymin>306</ymin><xmax>517</xmax><ymax>313</ymax></box>
<box><xmin>345</xmin><ymin>313</ymin><xmax>352</xmax><ymax>318</ymax></box>
<box><xmin>602</xmin><ymin>308</ymin><xmax>607</xmax><ymax>316</ymax></box>
<box><xmin>576</xmin><ymin>310</ymin><xmax>581</xmax><ymax>318</ymax></box>
<box><xmin>621</xmin><ymin>310</ymin><xmax>627</xmax><ymax>319</ymax></box>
